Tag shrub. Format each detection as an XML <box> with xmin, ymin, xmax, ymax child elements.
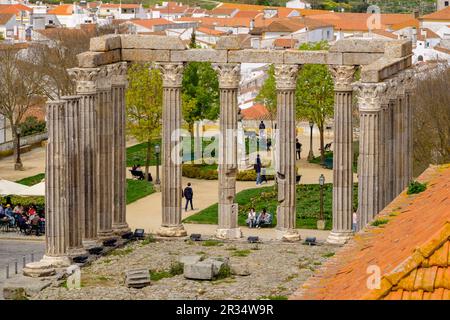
<box><xmin>202</xmin><ymin>240</ymin><xmax>223</xmax><ymax>247</ymax></box>
<box><xmin>215</xmin><ymin>264</ymin><xmax>232</xmax><ymax>280</ymax></box>
<box><xmin>182</xmin><ymin>164</ymin><xmax>218</xmax><ymax>180</ymax></box>
<box><xmin>19</xmin><ymin>116</ymin><xmax>46</xmax><ymax>137</ymax></box>
<box><xmin>407</xmin><ymin>181</ymin><xmax>427</xmax><ymax>195</ymax></box>
<box><xmin>371</xmin><ymin>219</ymin><xmax>389</xmax><ymax>227</ymax></box>
<box><xmin>169</xmin><ymin>262</ymin><xmax>184</xmax><ymax>276</ymax></box>
<box><xmin>232</xmin><ymin>249</ymin><xmax>251</xmax><ymax>257</ymax></box>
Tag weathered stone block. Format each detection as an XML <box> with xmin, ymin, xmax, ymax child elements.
<box><xmin>361</xmin><ymin>57</ymin><xmax>409</xmax><ymax>82</ymax></box>
<box><xmin>77</xmin><ymin>50</ymin><xmax>121</xmax><ymax>67</ymax></box>
<box><xmin>384</xmin><ymin>40</ymin><xmax>412</xmax><ymax>58</ymax></box>
<box><xmin>184</xmin><ymin>262</ymin><xmax>215</xmax><ymax>280</ymax></box>
<box><xmin>330</xmin><ymin>39</ymin><xmax>387</xmax><ymax>53</ymax></box>
<box><xmin>216</xmin><ymin>36</ymin><xmax>241</xmax><ymax>50</ymax></box>
<box><xmin>122</xmin><ymin>49</ymin><xmax>170</xmax><ymax>62</ymax></box>
<box><xmin>121</xmin><ymin>35</ymin><xmax>185</xmax><ymax>50</ymax></box>
<box><xmin>228</xmin><ymin>49</ymin><xmax>284</xmax><ymax>63</ymax></box>
<box><xmin>283</xmin><ymin>50</ymin><xmax>328</xmax><ymax>64</ymax></box>
<box><xmin>170</xmin><ymin>49</ymin><xmax>227</xmax><ymax>62</ymax></box>
<box><xmin>90</xmin><ymin>35</ymin><xmax>122</xmax><ymax>52</ymax></box>
<box><xmin>203</xmin><ymin>257</ymin><xmax>229</xmax><ymax>275</ymax></box>
<box><xmin>342</xmin><ymin>52</ymin><xmax>384</xmax><ymax>65</ymax></box>
<box><xmin>125</xmin><ymin>268</ymin><xmax>151</xmax><ymax>288</ymax></box>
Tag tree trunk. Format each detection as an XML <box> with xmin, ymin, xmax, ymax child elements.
<box><xmin>145</xmin><ymin>139</ymin><xmax>151</xmax><ymax>181</ymax></box>
<box><xmin>319</xmin><ymin>125</ymin><xmax>325</xmax><ymax>165</ymax></box>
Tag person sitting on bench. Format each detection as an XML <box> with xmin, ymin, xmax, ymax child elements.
<box><xmin>256</xmin><ymin>208</ymin><xmax>272</xmax><ymax>228</ymax></box>
<box><xmin>130</xmin><ymin>165</ymin><xmax>145</xmax><ymax>180</ymax></box>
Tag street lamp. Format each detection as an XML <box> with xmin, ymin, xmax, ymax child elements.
<box><xmin>155</xmin><ymin>144</ymin><xmax>161</xmax><ymax>185</ymax></box>
<box><xmin>318</xmin><ymin>174</ymin><xmax>325</xmax><ymax>229</ymax></box>
<box><xmin>15</xmin><ymin>127</ymin><xmax>23</xmax><ymax>170</ymax></box>
<box><xmin>307</xmin><ymin>121</ymin><xmax>314</xmax><ymax>161</ymax></box>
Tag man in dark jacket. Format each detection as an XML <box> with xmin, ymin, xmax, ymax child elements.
<box><xmin>183</xmin><ymin>182</ymin><xmax>194</xmax><ymax>211</ymax></box>
<box><xmin>255</xmin><ymin>154</ymin><xmax>262</xmax><ymax>185</ymax></box>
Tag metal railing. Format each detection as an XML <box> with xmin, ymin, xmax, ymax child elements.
<box><xmin>3</xmin><ymin>252</ymin><xmax>41</xmax><ymax>279</ymax></box>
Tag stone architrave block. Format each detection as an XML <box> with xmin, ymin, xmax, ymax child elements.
<box><xmin>330</xmin><ymin>39</ymin><xmax>387</xmax><ymax>53</ymax></box>
<box><xmin>122</xmin><ymin>49</ymin><xmax>170</xmax><ymax>62</ymax></box>
<box><xmin>361</xmin><ymin>56</ymin><xmax>409</xmax><ymax>82</ymax></box>
<box><xmin>343</xmin><ymin>52</ymin><xmax>384</xmax><ymax>65</ymax></box>
<box><xmin>216</xmin><ymin>36</ymin><xmax>241</xmax><ymax>50</ymax></box>
<box><xmin>90</xmin><ymin>35</ymin><xmax>122</xmax><ymax>52</ymax></box>
<box><xmin>170</xmin><ymin>49</ymin><xmax>227</xmax><ymax>62</ymax></box>
<box><xmin>121</xmin><ymin>35</ymin><xmax>185</xmax><ymax>50</ymax></box>
<box><xmin>184</xmin><ymin>262</ymin><xmax>215</xmax><ymax>280</ymax></box>
<box><xmin>283</xmin><ymin>50</ymin><xmax>328</xmax><ymax>64</ymax></box>
<box><xmin>384</xmin><ymin>40</ymin><xmax>413</xmax><ymax>58</ymax></box>
<box><xmin>77</xmin><ymin>50</ymin><xmax>121</xmax><ymax>67</ymax></box>
<box><xmin>228</xmin><ymin>49</ymin><xmax>284</xmax><ymax>63</ymax></box>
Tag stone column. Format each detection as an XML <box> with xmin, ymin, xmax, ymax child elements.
<box><xmin>63</xmin><ymin>96</ymin><xmax>87</xmax><ymax>257</ymax></box>
<box><xmin>387</xmin><ymin>98</ymin><xmax>396</xmax><ymax>203</ymax></box>
<box><xmin>404</xmin><ymin>70</ymin><xmax>415</xmax><ymax>185</ymax></box>
<box><xmin>68</xmin><ymin>67</ymin><xmax>100</xmax><ymax>247</ymax></box>
<box><xmin>41</xmin><ymin>101</ymin><xmax>71</xmax><ymax>267</ymax></box>
<box><xmin>213</xmin><ymin>63</ymin><xmax>242</xmax><ymax>239</ymax></box>
<box><xmin>393</xmin><ymin>85</ymin><xmax>405</xmax><ymax>196</ymax></box>
<box><xmin>355</xmin><ymin>82</ymin><xmax>385</xmax><ymax>229</ymax></box>
<box><xmin>157</xmin><ymin>63</ymin><xmax>187</xmax><ymax>237</ymax></box>
<box><xmin>274</xmin><ymin>64</ymin><xmax>300</xmax><ymax>241</ymax></box>
<box><xmin>327</xmin><ymin>66</ymin><xmax>356</xmax><ymax>244</ymax></box>
<box><xmin>96</xmin><ymin>68</ymin><xmax>115</xmax><ymax>240</ymax></box>
<box><xmin>110</xmin><ymin>62</ymin><xmax>130</xmax><ymax>234</ymax></box>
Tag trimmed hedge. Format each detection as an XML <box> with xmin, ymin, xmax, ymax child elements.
<box><xmin>182</xmin><ymin>164</ymin><xmax>274</xmax><ymax>181</ymax></box>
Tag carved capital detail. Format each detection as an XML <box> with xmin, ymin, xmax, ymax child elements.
<box><xmin>274</xmin><ymin>64</ymin><xmax>299</xmax><ymax>90</ymax></box>
<box><xmin>68</xmin><ymin>67</ymin><xmax>101</xmax><ymax>94</ymax></box>
<box><xmin>328</xmin><ymin>65</ymin><xmax>357</xmax><ymax>91</ymax></box>
<box><xmin>157</xmin><ymin>63</ymin><xmax>184</xmax><ymax>87</ymax></box>
<box><xmin>212</xmin><ymin>63</ymin><xmax>240</xmax><ymax>88</ymax></box>
<box><xmin>353</xmin><ymin>82</ymin><xmax>387</xmax><ymax>112</ymax></box>
<box><xmin>108</xmin><ymin>62</ymin><xmax>128</xmax><ymax>87</ymax></box>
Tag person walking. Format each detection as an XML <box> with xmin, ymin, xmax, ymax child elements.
<box><xmin>296</xmin><ymin>138</ymin><xmax>302</xmax><ymax>160</ymax></box>
<box><xmin>352</xmin><ymin>212</ymin><xmax>358</xmax><ymax>233</ymax></box>
<box><xmin>254</xmin><ymin>154</ymin><xmax>262</xmax><ymax>185</ymax></box>
<box><xmin>183</xmin><ymin>182</ymin><xmax>194</xmax><ymax>211</ymax></box>
<box><xmin>258</xmin><ymin>121</ymin><xmax>266</xmax><ymax>139</ymax></box>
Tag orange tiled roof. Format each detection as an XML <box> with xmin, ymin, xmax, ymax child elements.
<box><xmin>391</xmin><ymin>18</ymin><xmax>420</xmax><ymax>31</ymax></box>
<box><xmin>0</xmin><ymin>4</ymin><xmax>32</xmax><ymax>15</ymax></box>
<box><xmin>209</xmin><ymin>7</ymin><xmax>236</xmax><ymax>16</ymax></box>
<box><xmin>218</xmin><ymin>2</ymin><xmax>327</xmax><ymax>16</ymax></box>
<box><xmin>196</xmin><ymin>27</ymin><xmax>226</xmax><ymax>36</ymax></box>
<box><xmin>100</xmin><ymin>3</ymin><xmax>140</xmax><ymax>9</ymax></box>
<box><xmin>371</xmin><ymin>29</ymin><xmax>398</xmax><ymax>39</ymax></box>
<box><xmin>273</xmin><ymin>37</ymin><xmax>298</xmax><ymax>48</ymax></box>
<box><xmin>292</xmin><ymin>164</ymin><xmax>450</xmax><ymax>300</ymax></box>
<box><xmin>48</xmin><ymin>4</ymin><xmax>73</xmax><ymax>16</ymax></box>
<box><xmin>234</xmin><ymin>10</ymin><xmax>262</xmax><ymax>19</ymax></box>
<box><xmin>421</xmin><ymin>6</ymin><xmax>450</xmax><ymax>21</ymax></box>
<box><xmin>241</xmin><ymin>103</ymin><xmax>270</xmax><ymax>120</ymax></box>
<box><xmin>130</xmin><ymin>18</ymin><xmax>171</xmax><ymax>29</ymax></box>
<box><xmin>308</xmin><ymin>12</ymin><xmax>414</xmax><ymax>32</ymax></box>
<box><xmin>0</xmin><ymin>13</ymin><xmax>14</xmax><ymax>25</ymax></box>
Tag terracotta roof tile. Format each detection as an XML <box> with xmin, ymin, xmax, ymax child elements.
<box><xmin>241</xmin><ymin>103</ymin><xmax>270</xmax><ymax>120</ymax></box>
<box><xmin>421</xmin><ymin>6</ymin><xmax>450</xmax><ymax>21</ymax></box>
<box><xmin>0</xmin><ymin>4</ymin><xmax>32</xmax><ymax>15</ymax></box>
<box><xmin>129</xmin><ymin>18</ymin><xmax>171</xmax><ymax>29</ymax></box>
<box><xmin>292</xmin><ymin>164</ymin><xmax>450</xmax><ymax>300</ymax></box>
<box><xmin>0</xmin><ymin>13</ymin><xmax>14</xmax><ymax>25</ymax></box>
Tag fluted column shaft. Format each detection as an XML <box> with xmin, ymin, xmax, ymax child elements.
<box><xmin>327</xmin><ymin>66</ymin><xmax>356</xmax><ymax>243</ymax></box>
<box><xmin>386</xmin><ymin>100</ymin><xmax>395</xmax><ymax>204</ymax></box>
<box><xmin>274</xmin><ymin>65</ymin><xmax>299</xmax><ymax>238</ymax></box>
<box><xmin>213</xmin><ymin>63</ymin><xmax>242</xmax><ymax>239</ymax></box>
<box><xmin>405</xmin><ymin>88</ymin><xmax>413</xmax><ymax>184</ymax></box>
<box><xmin>63</xmin><ymin>96</ymin><xmax>86</xmax><ymax>256</ymax></box>
<box><xmin>355</xmin><ymin>82</ymin><xmax>385</xmax><ymax>229</ymax></box>
<box><xmin>44</xmin><ymin>101</ymin><xmax>70</xmax><ymax>265</ymax></box>
<box><xmin>96</xmin><ymin>86</ymin><xmax>115</xmax><ymax>239</ymax></box>
<box><xmin>111</xmin><ymin>62</ymin><xmax>130</xmax><ymax>234</ymax></box>
<box><xmin>393</xmin><ymin>94</ymin><xmax>405</xmax><ymax>195</ymax></box>
<box><xmin>157</xmin><ymin>63</ymin><xmax>187</xmax><ymax>237</ymax></box>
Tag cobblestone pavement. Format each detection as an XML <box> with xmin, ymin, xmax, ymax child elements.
<box><xmin>34</xmin><ymin>238</ymin><xmax>339</xmax><ymax>300</ymax></box>
<box><xmin>0</xmin><ymin>240</ymin><xmax>45</xmax><ymax>299</ymax></box>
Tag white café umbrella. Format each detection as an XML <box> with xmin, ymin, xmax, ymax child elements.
<box><xmin>23</xmin><ymin>181</ymin><xmax>45</xmax><ymax>196</ymax></box>
<box><xmin>0</xmin><ymin>179</ymin><xmax>32</xmax><ymax>196</ymax></box>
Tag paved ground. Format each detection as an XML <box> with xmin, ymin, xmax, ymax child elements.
<box><xmin>0</xmin><ymin>239</ymin><xmax>45</xmax><ymax>299</ymax></box>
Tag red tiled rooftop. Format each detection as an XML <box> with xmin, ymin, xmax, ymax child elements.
<box><xmin>421</xmin><ymin>6</ymin><xmax>450</xmax><ymax>21</ymax></box>
<box><xmin>293</xmin><ymin>164</ymin><xmax>450</xmax><ymax>300</ymax></box>
<box><xmin>241</xmin><ymin>103</ymin><xmax>270</xmax><ymax>120</ymax></box>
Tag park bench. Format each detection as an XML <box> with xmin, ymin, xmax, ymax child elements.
<box><xmin>323</xmin><ymin>158</ymin><xmax>333</xmax><ymax>169</ymax></box>
<box><xmin>130</xmin><ymin>169</ymin><xmax>145</xmax><ymax>180</ymax></box>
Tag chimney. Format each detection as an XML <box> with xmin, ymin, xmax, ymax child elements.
<box><xmin>412</xmin><ymin>9</ymin><xmax>419</xmax><ymax>19</ymax></box>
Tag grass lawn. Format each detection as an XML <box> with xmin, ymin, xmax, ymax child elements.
<box><xmin>183</xmin><ymin>184</ymin><xmax>358</xmax><ymax>230</ymax></box>
<box><xmin>16</xmin><ymin>173</ymin><xmax>45</xmax><ymax>186</ymax></box>
<box><xmin>126</xmin><ymin>179</ymin><xmax>155</xmax><ymax>204</ymax></box>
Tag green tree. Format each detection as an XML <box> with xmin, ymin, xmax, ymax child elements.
<box><xmin>255</xmin><ymin>64</ymin><xmax>277</xmax><ymax>130</ymax></box>
<box><xmin>125</xmin><ymin>63</ymin><xmax>162</xmax><ymax>179</ymax></box>
<box><xmin>296</xmin><ymin>41</ymin><xmax>334</xmax><ymax>165</ymax></box>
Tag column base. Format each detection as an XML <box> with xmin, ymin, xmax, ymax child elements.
<box><xmin>326</xmin><ymin>230</ymin><xmax>354</xmax><ymax>245</ymax></box>
<box><xmin>112</xmin><ymin>223</ymin><xmax>131</xmax><ymax>235</ymax></box>
<box><xmin>276</xmin><ymin>229</ymin><xmax>301</xmax><ymax>242</ymax></box>
<box><xmin>215</xmin><ymin>228</ymin><xmax>242</xmax><ymax>239</ymax></box>
<box><xmin>68</xmin><ymin>247</ymin><xmax>88</xmax><ymax>258</ymax></box>
<box><xmin>157</xmin><ymin>225</ymin><xmax>187</xmax><ymax>237</ymax></box>
<box><xmin>97</xmin><ymin>229</ymin><xmax>117</xmax><ymax>241</ymax></box>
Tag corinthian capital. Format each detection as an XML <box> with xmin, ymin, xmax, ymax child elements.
<box><xmin>68</xmin><ymin>67</ymin><xmax>101</xmax><ymax>94</ymax></box>
<box><xmin>157</xmin><ymin>63</ymin><xmax>184</xmax><ymax>87</ymax></box>
<box><xmin>212</xmin><ymin>63</ymin><xmax>240</xmax><ymax>88</ymax></box>
<box><xmin>353</xmin><ymin>82</ymin><xmax>387</xmax><ymax>112</ymax></box>
<box><xmin>274</xmin><ymin>64</ymin><xmax>299</xmax><ymax>90</ymax></box>
<box><xmin>328</xmin><ymin>65</ymin><xmax>357</xmax><ymax>91</ymax></box>
<box><xmin>107</xmin><ymin>62</ymin><xmax>128</xmax><ymax>87</ymax></box>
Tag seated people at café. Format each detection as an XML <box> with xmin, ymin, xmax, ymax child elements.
<box><xmin>4</xmin><ymin>204</ymin><xmax>15</xmax><ymax>226</ymax></box>
<box><xmin>30</xmin><ymin>214</ymin><xmax>41</xmax><ymax>236</ymax></box>
<box><xmin>246</xmin><ymin>208</ymin><xmax>257</xmax><ymax>228</ymax></box>
<box><xmin>256</xmin><ymin>208</ymin><xmax>272</xmax><ymax>228</ymax></box>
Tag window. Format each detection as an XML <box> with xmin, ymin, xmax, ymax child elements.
<box><xmin>445</xmin><ymin>1</ymin><xmax>449</xmax><ymax>7</ymax></box>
